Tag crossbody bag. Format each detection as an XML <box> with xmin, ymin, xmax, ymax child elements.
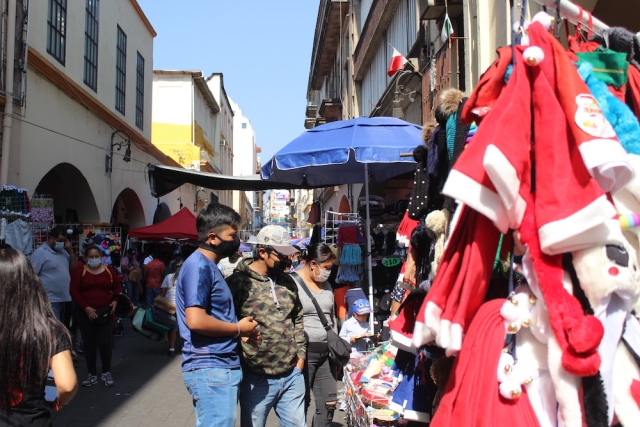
<box><xmin>291</xmin><ymin>272</ymin><xmax>351</xmax><ymax>366</ymax></box>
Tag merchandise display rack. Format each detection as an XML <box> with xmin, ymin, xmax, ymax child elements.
<box><xmin>324</xmin><ymin>211</ymin><xmax>360</xmax><ymax>246</ymax></box>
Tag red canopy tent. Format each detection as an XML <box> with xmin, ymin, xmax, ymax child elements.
<box><xmin>128</xmin><ymin>207</ymin><xmax>198</xmax><ymax>241</ymax></box>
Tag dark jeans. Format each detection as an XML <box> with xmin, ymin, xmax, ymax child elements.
<box><xmin>124</xmin><ymin>281</ymin><xmax>140</xmax><ymax>306</ymax></box>
<box><xmin>146</xmin><ymin>287</ymin><xmax>162</xmax><ymax>310</ymax></box>
<box><xmin>76</xmin><ymin>309</ymin><xmax>113</xmax><ymax>375</ymax></box>
<box><xmin>304</xmin><ymin>346</ymin><xmax>337</xmax><ymax>427</ymax></box>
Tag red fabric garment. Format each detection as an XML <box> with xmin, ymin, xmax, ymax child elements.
<box><xmin>335</xmin><ymin>285</ymin><xmax>348</xmax><ymax>319</ymax></box>
<box><xmin>412</xmin><ymin>207</ymin><xmax>500</xmax><ymax>353</ymax></box>
<box><xmin>431</xmin><ymin>299</ymin><xmax>541</xmax><ymax>427</ymax></box>
<box><xmin>70</xmin><ymin>266</ymin><xmax>122</xmax><ymax>311</ymax></box>
<box><xmin>460</xmin><ymin>46</ymin><xmax>512</xmax><ymax>125</ymax></box>
<box><xmin>144</xmin><ymin>259</ymin><xmax>165</xmax><ymax>289</ymax></box>
<box><xmin>531</xmin><ymin>23</ymin><xmax>632</xmax><ymax>196</ymax></box>
<box><xmin>443</xmin><ymin>45</ymin><xmax>532</xmax><ymax>235</ymax></box>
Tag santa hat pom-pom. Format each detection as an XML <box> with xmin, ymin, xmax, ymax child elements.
<box><xmin>520</xmin><ymin>34</ymin><xmax>530</xmax><ymax>46</ymax></box>
<box><xmin>532</xmin><ymin>11</ymin><xmax>552</xmax><ymax>30</ymax></box>
<box><xmin>523</xmin><ymin>46</ymin><xmax>544</xmax><ymax>66</ymax></box>
<box><xmin>499</xmin><ymin>380</ymin><xmax>522</xmax><ymax>400</ymax></box>
<box><xmin>497</xmin><ymin>353</ymin><xmax>515</xmax><ymax>383</ymax></box>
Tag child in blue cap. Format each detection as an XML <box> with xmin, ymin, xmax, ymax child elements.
<box><xmin>339</xmin><ymin>298</ymin><xmax>378</xmax><ymax>354</ymax></box>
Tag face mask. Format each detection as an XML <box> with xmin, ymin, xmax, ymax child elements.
<box><xmin>87</xmin><ymin>258</ymin><xmax>102</xmax><ymax>268</ymax></box>
<box><xmin>312</xmin><ymin>264</ymin><xmax>331</xmax><ymax>282</ymax></box>
<box><xmin>199</xmin><ymin>235</ymin><xmax>241</xmax><ymax>259</ymax></box>
<box><xmin>292</xmin><ymin>259</ymin><xmax>300</xmax><ymax>268</ymax></box>
<box><xmin>54</xmin><ymin>242</ymin><xmax>65</xmax><ymax>252</ymax></box>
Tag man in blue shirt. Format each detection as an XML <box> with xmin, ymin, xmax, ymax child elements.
<box><xmin>176</xmin><ymin>203</ymin><xmax>258</xmax><ymax>427</ymax></box>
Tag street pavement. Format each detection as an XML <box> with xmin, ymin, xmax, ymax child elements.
<box><xmin>52</xmin><ymin>318</ymin><xmax>347</xmax><ymax>427</ymax></box>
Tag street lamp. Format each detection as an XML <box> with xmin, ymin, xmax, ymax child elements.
<box><xmin>391</xmin><ymin>69</ymin><xmax>419</xmax><ymax>118</ymax></box>
<box><xmin>105</xmin><ymin>130</ymin><xmax>131</xmax><ymax>177</ymax></box>
<box><xmin>194</xmin><ymin>188</ymin><xmax>205</xmax><ymax>212</ymax></box>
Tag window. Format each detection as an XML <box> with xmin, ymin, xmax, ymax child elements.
<box><xmin>242</xmin><ymin>122</ymin><xmax>247</xmax><ymax>129</ymax></box>
<box><xmin>115</xmin><ymin>26</ymin><xmax>127</xmax><ymax>115</ymax></box>
<box><xmin>83</xmin><ymin>0</ymin><xmax>99</xmax><ymax>91</ymax></box>
<box><xmin>47</xmin><ymin>0</ymin><xmax>67</xmax><ymax>65</ymax></box>
<box><xmin>135</xmin><ymin>52</ymin><xmax>144</xmax><ymax>129</ymax></box>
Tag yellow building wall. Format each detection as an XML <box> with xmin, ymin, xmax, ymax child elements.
<box><xmin>194</xmin><ymin>121</ymin><xmax>214</xmax><ymax>157</ymax></box>
<box><xmin>151</xmin><ymin>122</ymin><xmax>199</xmax><ymax>167</ymax></box>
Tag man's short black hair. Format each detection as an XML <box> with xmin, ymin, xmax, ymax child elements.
<box><xmin>196</xmin><ymin>203</ymin><xmax>242</xmax><ymax>242</ymax></box>
<box><xmin>49</xmin><ymin>226</ymin><xmax>66</xmax><ymax>239</ymax></box>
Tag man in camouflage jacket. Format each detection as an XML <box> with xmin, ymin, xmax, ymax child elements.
<box><xmin>227</xmin><ymin>227</ymin><xmax>306</xmax><ymax>427</ymax></box>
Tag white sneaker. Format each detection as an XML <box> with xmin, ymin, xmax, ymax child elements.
<box><xmin>82</xmin><ymin>374</ymin><xmax>97</xmax><ymax>387</ymax></box>
<box><xmin>102</xmin><ymin>372</ymin><xmax>114</xmax><ymax>387</ymax></box>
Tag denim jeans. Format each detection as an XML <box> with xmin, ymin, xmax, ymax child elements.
<box><xmin>50</xmin><ymin>302</ymin><xmax>66</xmax><ymax>323</ymax></box>
<box><xmin>240</xmin><ymin>368</ymin><xmax>305</xmax><ymax>427</ymax></box>
<box><xmin>146</xmin><ymin>287</ymin><xmax>161</xmax><ymax>309</ymax></box>
<box><xmin>304</xmin><ymin>349</ymin><xmax>337</xmax><ymax>427</ymax></box>
<box><xmin>183</xmin><ymin>368</ymin><xmax>242</xmax><ymax>427</ymax></box>
<box><xmin>124</xmin><ymin>281</ymin><xmax>140</xmax><ymax>307</ymax></box>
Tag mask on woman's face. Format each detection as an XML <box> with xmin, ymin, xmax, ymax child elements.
<box><xmin>312</xmin><ymin>264</ymin><xmax>331</xmax><ymax>282</ymax></box>
<box><xmin>87</xmin><ymin>258</ymin><xmax>102</xmax><ymax>268</ymax></box>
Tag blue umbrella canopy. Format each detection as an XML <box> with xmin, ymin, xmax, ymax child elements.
<box><xmin>261</xmin><ymin>117</ymin><xmax>420</xmax><ymax>186</ymax></box>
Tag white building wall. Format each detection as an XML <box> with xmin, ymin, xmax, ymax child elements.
<box><xmin>152</xmin><ymin>76</ymin><xmax>193</xmax><ymax>127</ymax></box>
<box><xmin>206</xmin><ymin>74</ymin><xmax>233</xmax><ymax>207</ymax></box>
<box><xmin>28</xmin><ymin>0</ymin><xmax>154</xmax><ymax>138</ymax></box>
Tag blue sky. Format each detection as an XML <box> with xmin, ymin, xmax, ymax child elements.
<box><xmin>138</xmin><ymin>0</ymin><xmax>317</xmax><ymax>169</ymax></box>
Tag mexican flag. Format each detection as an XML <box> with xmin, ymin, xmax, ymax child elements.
<box><xmin>441</xmin><ymin>13</ymin><xmax>453</xmax><ymax>43</ymax></box>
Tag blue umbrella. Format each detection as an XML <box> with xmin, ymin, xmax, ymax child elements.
<box><xmin>262</xmin><ymin>117</ymin><xmax>421</xmax><ymax>329</ymax></box>
<box><xmin>261</xmin><ymin>117</ymin><xmax>420</xmax><ymax>186</ymax></box>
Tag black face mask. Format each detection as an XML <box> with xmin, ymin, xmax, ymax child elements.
<box><xmin>199</xmin><ymin>235</ymin><xmax>241</xmax><ymax>259</ymax></box>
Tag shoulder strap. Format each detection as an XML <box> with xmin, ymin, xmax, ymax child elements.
<box><xmin>290</xmin><ymin>272</ymin><xmax>332</xmax><ymax>331</ymax></box>
<box><xmin>82</xmin><ymin>264</ymin><xmax>113</xmax><ymax>284</ymax></box>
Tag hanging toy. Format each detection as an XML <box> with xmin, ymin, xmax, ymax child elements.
<box><xmin>619</xmin><ymin>213</ymin><xmax>640</xmax><ymax>230</ymax></box>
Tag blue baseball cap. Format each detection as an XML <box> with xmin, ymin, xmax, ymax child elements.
<box><xmin>353</xmin><ymin>299</ymin><xmax>372</xmax><ymax>315</ymax></box>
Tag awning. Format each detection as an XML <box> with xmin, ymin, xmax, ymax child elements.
<box><xmin>149</xmin><ymin>164</ymin><xmax>340</xmax><ymax>198</ymax></box>
<box><xmin>128</xmin><ymin>207</ymin><xmax>198</xmax><ymax>241</ymax></box>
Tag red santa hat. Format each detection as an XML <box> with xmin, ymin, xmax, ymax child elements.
<box><xmin>430</xmin><ymin>299</ymin><xmax>542</xmax><ymax>427</ymax></box>
<box><xmin>460</xmin><ymin>46</ymin><xmax>513</xmax><ymax>125</ymax></box>
<box><xmin>531</xmin><ymin>22</ymin><xmax>633</xmax><ymax>195</ymax></box>
<box><xmin>413</xmin><ymin>206</ymin><xmax>501</xmax><ymax>354</ymax></box>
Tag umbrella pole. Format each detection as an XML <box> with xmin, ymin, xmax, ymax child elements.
<box><xmin>364</xmin><ymin>163</ymin><xmax>375</xmax><ymax>332</ymax></box>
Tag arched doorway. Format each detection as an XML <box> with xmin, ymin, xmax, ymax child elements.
<box><xmin>338</xmin><ymin>195</ymin><xmax>351</xmax><ymax>214</ymax></box>
<box><xmin>111</xmin><ymin>188</ymin><xmax>146</xmax><ymax>229</ymax></box>
<box><xmin>153</xmin><ymin>202</ymin><xmax>171</xmax><ymax>224</ymax></box>
<box><xmin>35</xmin><ymin>162</ymin><xmax>100</xmax><ymax>223</ymax></box>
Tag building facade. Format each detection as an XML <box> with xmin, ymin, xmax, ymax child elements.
<box><xmin>151</xmin><ymin>70</ymin><xmax>219</xmax><ymax>173</ymax></box>
<box><xmin>0</xmin><ymin>0</ymin><xmax>194</xmax><ymax>233</ymax></box>
<box><xmin>230</xmin><ymin>98</ymin><xmax>258</xmax><ymax>231</ymax></box>
<box><xmin>206</xmin><ymin>73</ymin><xmax>234</xmax><ymax>208</ymax></box>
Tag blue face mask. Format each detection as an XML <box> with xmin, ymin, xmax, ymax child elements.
<box><xmin>87</xmin><ymin>258</ymin><xmax>102</xmax><ymax>268</ymax></box>
<box><xmin>54</xmin><ymin>242</ymin><xmax>65</xmax><ymax>252</ymax></box>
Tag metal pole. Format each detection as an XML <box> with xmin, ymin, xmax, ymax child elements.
<box><xmin>1</xmin><ymin>0</ymin><xmax>16</xmax><ymax>184</ymax></box>
<box><xmin>364</xmin><ymin>163</ymin><xmax>374</xmax><ymax>331</ymax></box>
<box><xmin>531</xmin><ymin>0</ymin><xmax>609</xmax><ymax>35</ymax></box>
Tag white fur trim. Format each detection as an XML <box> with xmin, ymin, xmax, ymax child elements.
<box><xmin>448</xmin><ymin>323</ymin><xmax>463</xmax><ymax>355</ymax></box>
<box><xmin>483</xmin><ymin>144</ymin><xmax>527</xmax><ymax>229</ymax></box>
<box><xmin>579</xmin><ymin>138</ymin><xmax>634</xmax><ymax>194</ymax></box>
<box><xmin>538</xmin><ymin>197</ymin><xmax>620</xmax><ymax>255</ymax></box>
<box><xmin>436</xmin><ymin>319</ymin><xmax>451</xmax><ymax>349</ymax></box>
<box><xmin>412</xmin><ymin>320</ymin><xmax>434</xmax><ymax>348</ymax></box>
<box><xmin>403</xmin><ymin>410</ymin><xmax>431</xmax><ymax>423</ymax></box>
<box><xmin>443</xmin><ymin>170</ymin><xmax>510</xmax><ymax>233</ymax></box>
<box><xmin>390</xmin><ymin>329</ymin><xmax>416</xmax><ymax>354</ymax></box>
<box><xmin>525</xmin><ymin>372</ymin><xmax>557</xmax><ymax>427</ymax></box>
<box><xmin>547</xmin><ymin>335</ymin><xmax>583</xmax><ymax>427</ymax></box>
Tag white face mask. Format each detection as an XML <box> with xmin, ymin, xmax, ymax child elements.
<box><xmin>312</xmin><ymin>264</ymin><xmax>331</xmax><ymax>282</ymax></box>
